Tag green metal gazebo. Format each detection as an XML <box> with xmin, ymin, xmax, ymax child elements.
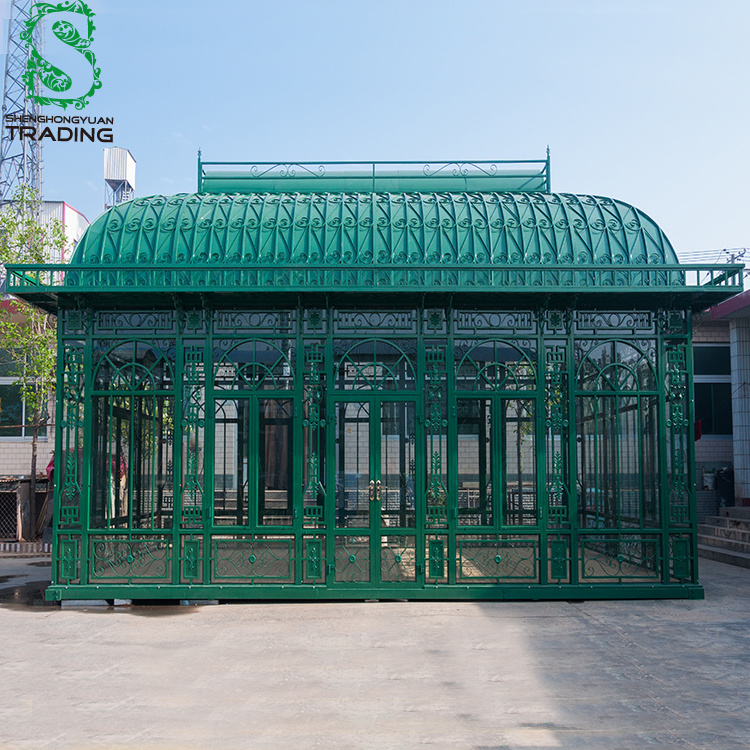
<box><xmin>7</xmin><ymin>158</ymin><xmax>743</xmax><ymax>601</ymax></box>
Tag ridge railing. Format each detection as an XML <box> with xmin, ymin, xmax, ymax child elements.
<box><xmin>197</xmin><ymin>158</ymin><xmax>551</xmax><ymax>194</ymax></box>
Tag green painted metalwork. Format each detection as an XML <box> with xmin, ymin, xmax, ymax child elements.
<box><xmin>5</xmin><ymin>159</ymin><xmax>742</xmax><ymax>309</ymax></box>
<box><xmin>197</xmin><ymin>159</ymin><xmax>551</xmax><ymax>194</ymax></box>
<box><xmin>5</xmin><ymin>159</ymin><xmax>743</xmax><ymax>602</ymax></box>
<box><xmin>36</xmin><ymin>304</ymin><xmax>717</xmax><ymax>601</ymax></box>
<box><xmin>672</xmin><ymin>537</ymin><xmax>691</xmax><ymax>580</ymax></box>
<box><xmin>5</xmin><ymin>261</ymin><xmax>742</xmax><ymax>316</ymax></box>
<box><xmin>59</xmin><ymin>342</ymin><xmax>84</xmax><ymax>526</ymax></box>
<box><xmin>428</xmin><ymin>538</ymin><xmax>445</xmax><ymax>579</ymax></box>
<box><xmin>305</xmin><ymin>539</ymin><xmax>322</xmax><ymax>580</ymax></box>
<box><xmin>59</xmin><ymin>538</ymin><xmax>77</xmax><ymax>580</ymax></box>
<box><xmin>549</xmin><ymin>539</ymin><xmax>568</xmax><ymax>580</ymax></box>
<box><xmin>70</xmin><ymin>191</ymin><xmax>677</xmax><ymax>269</ymax></box>
<box><xmin>183</xmin><ymin>539</ymin><xmax>201</xmax><ymax>580</ymax></box>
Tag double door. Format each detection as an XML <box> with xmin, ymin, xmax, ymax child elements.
<box><xmin>331</xmin><ymin>397</ymin><xmax>420</xmax><ymax>584</ymax></box>
<box><xmin>209</xmin><ymin>391</ymin><xmax>537</xmax><ymax>587</ymax></box>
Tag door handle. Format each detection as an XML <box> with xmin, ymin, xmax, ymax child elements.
<box><xmin>369</xmin><ymin>480</ymin><xmax>375</xmax><ymax>502</ymax></box>
<box><xmin>376</xmin><ymin>480</ymin><xmax>382</xmax><ymax>503</ymax></box>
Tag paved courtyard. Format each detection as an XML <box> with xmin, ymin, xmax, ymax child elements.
<box><xmin>0</xmin><ymin>556</ymin><xmax>748</xmax><ymax>750</ymax></box>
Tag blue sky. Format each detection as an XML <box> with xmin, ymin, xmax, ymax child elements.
<box><xmin>18</xmin><ymin>0</ymin><xmax>750</xmax><ymax>260</ymax></box>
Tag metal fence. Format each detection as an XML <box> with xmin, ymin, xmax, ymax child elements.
<box><xmin>0</xmin><ymin>485</ymin><xmax>18</xmax><ymax>540</ymax></box>
<box><xmin>0</xmin><ymin>480</ymin><xmax>49</xmax><ymax>541</ymax></box>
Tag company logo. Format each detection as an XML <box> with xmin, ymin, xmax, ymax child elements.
<box><xmin>21</xmin><ymin>1</ymin><xmax>101</xmax><ymax>110</ymax></box>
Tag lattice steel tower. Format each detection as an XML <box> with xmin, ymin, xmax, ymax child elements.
<box><xmin>0</xmin><ymin>0</ymin><xmax>43</xmax><ymax>201</ymax></box>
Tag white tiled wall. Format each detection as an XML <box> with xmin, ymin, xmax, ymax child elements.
<box><xmin>692</xmin><ymin>319</ymin><xmax>730</xmax><ymax>343</ymax></box>
<box><xmin>730</xmin><ymin>318</ymin><xmax>750</xmax><ymax>501</ymax></box>
<box><xmin>0</xmin><ymin>439</ymin><xmax>54</xmax><ymax>478</ymax></box>
<box><xmin>695</xmin><ymin>436</ymin><xmax>733</xmax><ymax>468</ymax></box>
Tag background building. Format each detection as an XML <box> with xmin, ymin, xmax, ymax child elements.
<box><xmin>0</xmin><ymin>202</ymin><xmax>89</xmax><ymax>478</ymax></box>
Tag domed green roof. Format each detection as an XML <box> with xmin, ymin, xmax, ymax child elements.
<box><xmin>72</xmin><ymin>191</ymin><xmax>678</xmax><ymax>268</ymax></box>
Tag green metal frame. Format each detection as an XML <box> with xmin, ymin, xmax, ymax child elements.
<box><xmin>5</xmin><ymin>188</ymin><xmax>742</xmax><ymax>314</ymax></box>
<box><xmin>196</xmin><ymin>158</ymin><xmax>552</xmax><ymax>194</ymax></box>
<box><xmin>43</xmin><ymin>304</ymin><xmax>706</xmax><ymax>601</ymax></box>
<box><xmin>5</xmin><ymin>160</ymin><xmax>741</xmax><ymax>602</ymax></box>
<box><xmin>52</xmin><ymin>190</ymin><xmax>682</xmax><ymax>268</ymax></box>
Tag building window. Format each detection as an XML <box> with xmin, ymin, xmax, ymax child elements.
<box><xmin>694</xmin><ymin>345</ymin><xmax>732</xmax><ymax>436</ymax></box>
<box><xmin>0</xmin><ymin>349</ymin><xmax>46</xmax><ymax>438</ymax></box>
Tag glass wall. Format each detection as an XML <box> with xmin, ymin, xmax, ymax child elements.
<box><xmin>52</xmin><ymin>306</ymin><xmax>697</xmax><ymax>597</ymax></box>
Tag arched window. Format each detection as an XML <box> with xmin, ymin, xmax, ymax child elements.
<box><xmin>212</xmin><ymin>340</ymin><xmax>295</xmax><ymax>527</ymax></box>
<box><xmin>214</xmin><ymin>339</ymin><xmax>294</xmax><ymax>391</ymax></box>
<box><xmin>576</xmin><ymin>340</ymin><xmax>655</xmax><ymax>392</ymax></box>
<box><xmin>94</xmin><ymin>340</ymin><xmax>174</xmax><ymax>391</ymax></box>
<box><xmin>454</xmin><ymin>341</ymin><xmax>538</xmax><ymax>527</ymax></box>
<box><xmin>455</xmin><ymin>340</ymin><xmax>536</xmax><ymax>391</ymax></box>
<box><xmin>333</xmin><ymin>339</ymin><xmax>416</xmax><ymax>390</ymax></box>
<box><xmin>575</xmin><ymin>340</ymin><xmax>659</xmax><ymax>531</ymax></box>
<box><xmin>90</xmin><ymin>341</ymin><xmax>175</xmax><ymax>531</ymax></box>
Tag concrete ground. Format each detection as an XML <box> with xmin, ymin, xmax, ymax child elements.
<box><xmin>0</xmin><ymin>559</ymin><xmax>749</xmax><ymax>750</ymax></box>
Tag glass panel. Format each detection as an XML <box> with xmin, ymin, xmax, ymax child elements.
<box><xmin>577</xmin><ymin>396</ymin><xmax>617</xmax><ymax>528</ymax></box>
<box><xmin>335</xmin><ymin>402</ymin><xmax>370</xmax><ymax>528</ymax></box>
<box><xmin>94</xmin><ymin>341</ymin><xmax>173</xmax><ymax>391</ymax></box>
<box><xmin>577</xmin><ymin>397</ymin><xmax>593</xmax><ymax>524</ymax></box>
<box><xmin>258</xmin><ymin>399</ymin><xmax>293</xmax><ymax>525</ymax></box>
<box><xmin>380</xmin><ymin>401</ymin><xmax>416</xmax><ymax>528</ymax></box>
<box><xmin>334</xmin><ymin>339</ymin><xmax>416</xmax><ymax>391</ymax></box>
<box><xmin>0</xmin><ymin>382</ymin><xmax>23</xmax><ymax>436</ymax></box>
<box><xmin>502</xmin><ymin>399</ymin><xmax>536</xmax><ymax>526</ymax></box>
<box><xmin>91</xmin><ymin>394</ymin><xmax>174</xmax><ymax>530</ymax></box>
<box><xmin>212</xmin><ymin>536</ymin><xmax>294</xmax><ymax>583</ymax></box>
<box><xmin>0</xmin><ymin>349</ymin><xmax>18</xmax><ymax>378</ymax></box>
<box><xmin>457</xmin><ymin>535</ymin><xmax>539</xmax><ymax>582</ymax></box>
<box><xmin>576</xmin><ymin>395</ymin><xmax>659</xmax><ymax>529</ymax></box>
<box><xmin>334</xmin><ymin>535</ymin><xmax>370</xmax><ymax>582</ymax></box>
<box><xmin>214</xmin><ymin>399</ymin><xmax>249</xmax><ymax>526</ymax></box>
<box><xmin>457</xmin><ymin>399</ymin><xmax>493</xmax><ymax>526</ymax></box>
<box><xmin>91</xmin><ymin>395</ymin><xmax>126</xmax><ymax>528</ymax></box>
<box><xmin>617</xmin><ymin>395</ymin><xmax>639</xmax><ymax>526</ymax></box>
<box><xmin>455</xmin><ymin>340</ymin><xmax>536</xmax><ymax>391</ymax></box>
<box><xmin>577</xmin><ymin>341</ymin><xmax>655</xmax><ymax>391</ymax></box>
<box><xmin>694</xmin><ymin>346</ymin><xmax>730</xmax><ymax>376</ymax></box>
<box><xmin>214</xmin><ymin>340</ymin><xmax>294</xmax><ymax>391</ymax></box>
<box><xmin>694</xmin><ymin>382</ymin><xmax>733</xmax><ymax>435</ymax></box>
<box><xmin>380</xmin><ymin>535</ymin><xmax>416</xmax><ymax>582</ymax></box>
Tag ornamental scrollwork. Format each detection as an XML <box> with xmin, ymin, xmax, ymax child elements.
<box><xmin>425</xmin><ymin>347</ymin><xmax>448</xmax><ymax>525</ymax></box>
<box><xmin>302</xmin><ymin>344</ymin><xmax>326</xmax><ymax>521</ymax></box>
<box><xmin>60</xmin><ymin>344</ymin><xmax>84</xmax><ymax>525</ymax></box>
<box><xmin>665</xmin><ymin>343</ymin><xmax>691</xmax><ymax>524</ymax></box>
<box><xmin>180</xmin><ymin>346</ymin><xmax>205</xmax><ymax>526</ymax></box>
<box><xmin>545</xmin><ymin>345</ymin><xmax>569</xmax><ymax>525</ymax></box>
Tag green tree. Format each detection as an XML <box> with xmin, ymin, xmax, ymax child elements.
<box><xmin>0</xmin><ymin>186</ymin><xmax>66</xmax><ymax>538</ymax></box>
